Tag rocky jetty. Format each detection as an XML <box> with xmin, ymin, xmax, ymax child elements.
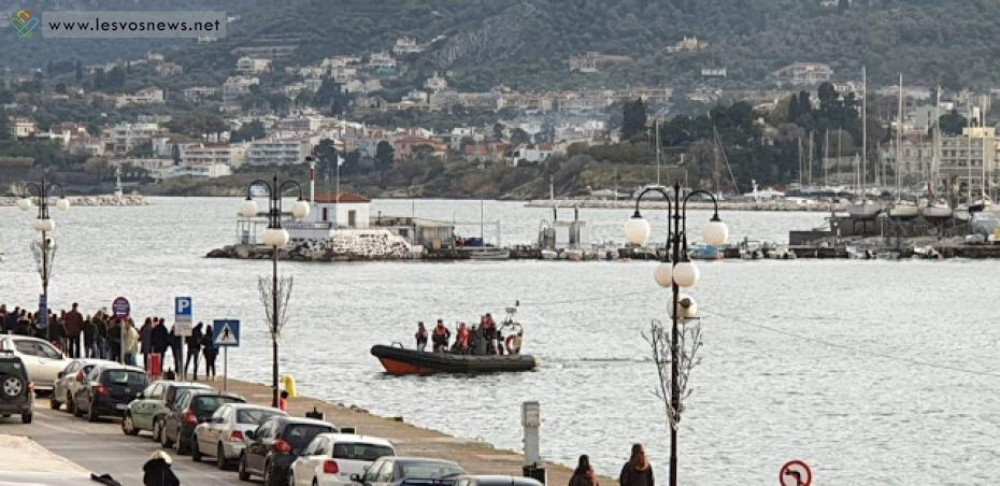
<box><xmin>207</xmin><ymin>230</ymin><xmax>418</xmax><ymax>262</ymax></box>
<box><xmin>0</xmin><ymin>195</ymin><xmax>147</xmax><ymax>207</ymax></box>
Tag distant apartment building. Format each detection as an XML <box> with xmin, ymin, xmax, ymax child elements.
<box><xmin>247</xmin><ymin>138</ymin><xmax>312</xmax><ymax>166</ymax></box>
<box><xmin>368</xmin><ymin>52</ymin><xmax>397</xmax><ymax>70</ymax></box>
<box><xmin>425</xmin><ymin>72</ymin><xmax>448</xmax><ymax>92</ymax></box>
<box><xmin>508</xmin><ymin>143</ymin><xmax>556</xmax><ymax>167</ymax></box>
<box><xmin>701</xmin><ymin>68</ymin><xmax>727</xmax><ymax>78</ymax></box>
<box><xmin>568</xmin><ymin>52</ymin><xmax>632</xmax><ymax>73</ymax></box>
<box><xmin>666</xmin><ymin>36</ymin><xmax>709</xmax><ymax>53</ymax></box>
<box><xmin>222</xmin><ymin>76</ymin><xmax>260</xmax><ymax>101</ymax></box>
<box><xmin>878</xmin><ymin>136</ymin><xmax>934</xmax><ymax>185</ymax></box>
<box><xmin>183</xmin><ymin>144</ymin><xmax>249</xmax><ymax>169</ymax></box>
<box><xmin>236</xmin><ymin>57</ymin><xmax>272</xmax><ymax>74</ymax></box>
<box><xmin>392</xmin><ymin>37</ymin><xmax>423</xmax><ymax>56</ymax></box>
<box><xmin>938</xmin><ymin>127</ymin><xmax>1000</xmax><ymax>197</ymax></box>
<box><xmin>773</xmin><ymin>62</ymin><xmax>834</xmax><ymax>86</ymax></box>
<box><xmin>183</xmin><ymin>86</ymin><xmax>219</xmax><ymax>103</ymax></box>
<box><xmin>67</xmin><ymin>137</ymin><xmax>106</xmax><ymax>157</ymax></box>
<box><xmin>155</xmin><ymin>62</ymin><xmax>184</xmax><ymax>77</ymax></box>
<box><xmin>101</xmin><ymin>123</ymin><xmax>166</xmax><ymax>155</ymax></box>
<box><xmin>393</xmin><ymin>136</ymin><xmax>448</xmax><ymax>161</ymax></box>
<box><xmin>108</xmin><ymin>157</ymin><xmax>175</xmax><ymax>172</ymax></box>
<box><xmin>115</xmin><ymin>87</ymin><xmax>165</xmax><ymax>108</ymax></box>
<box><xmin>10</xmin><ymin>117</ymin><xmax>37</xmax><ymax>138</ymax></box>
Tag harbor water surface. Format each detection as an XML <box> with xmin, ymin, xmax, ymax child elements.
<box><xmin>1</xmin><ymin>198</ymin><xmax>998</xmax><ymax>485</ymax></box>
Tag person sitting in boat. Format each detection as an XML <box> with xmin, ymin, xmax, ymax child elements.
<box><xmin>469</xmin><ymin>324</ymin><xmax>483</xmax><ymax>355</ymax></box>
<box><xmin>432</xmin><ymin>319</ymin><xmax>451</xmax><ymax>352</ymax></box>
<box><xmin>454</xmin><ymin>323</ymin><xmax>471</xmax><ymax>354</ymax></box>
<box><xmin>481</xmin><ymin>314</ymin><xmax>498</xmax><ymax>354</ymax></box>
<box><xmin>415</xmin><ymin>322</ymin><xmax>428</xmax><ymax>352</ymax></box>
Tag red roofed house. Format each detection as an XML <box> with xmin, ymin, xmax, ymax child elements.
<box><xmin>393</xmin><ymin>136</ymin><xmax>449</xmax><ymax>161</ymax></box>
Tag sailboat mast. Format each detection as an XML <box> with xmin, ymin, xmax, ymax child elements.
<box><xmin>861</xmin><ymin>66</ymin><xmax>867</xmax><ymax>198</ymax></box>
<box><xmin>655</xmin><ymin>119</ymin><xmax>661</xmax><ymax>186</ymax></box>
<box><xmin>808</xmin><ymin>131</ymin><xmax>814</xmax><ymax>186</ymax></box>
<box><xmin>896</xmin><ymin>74</ymin><xmax>903</xmax><ymax>199</ymax></box>
<box><xmin>825</xmin><ymin>128</ymin><xmax>830</xmax><ymax>186</ymax></box>
<box><xmin>967</xmin><ymin>100</ymin><xmax>973</xmax><ymax>204</ymax></box>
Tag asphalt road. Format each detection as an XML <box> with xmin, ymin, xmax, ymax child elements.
<box><xmin>0</xmin><ymin>399</ymin><xmax>252</xmax><ymax>485</ymax></box>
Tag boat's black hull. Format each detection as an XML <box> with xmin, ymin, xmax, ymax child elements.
<box><xmin>371</xmin><ymin>345</ymin><xmax>537</xmax><ymax>375</ymax></box>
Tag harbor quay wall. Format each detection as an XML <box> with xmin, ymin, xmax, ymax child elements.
<box><xmin>220</xmin><ymin>377</ymin><xmax>610</xmax><ymax>486</ymax></box>
<box><xmin>0</xmin><ymin>195</ymin><xmax>147</xmax><ymax>207</ymax></box>
<box><xmin>527</xmin><ymin>199</ymin><xmax>842</xmax><ymax>212</ymax></box>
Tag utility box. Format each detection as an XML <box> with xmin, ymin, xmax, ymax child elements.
<box><xmin>521</xmin><ymin>401</ymin><xmax>545</xmax><ymax>484</ymax></box>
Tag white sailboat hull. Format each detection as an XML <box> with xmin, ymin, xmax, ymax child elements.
<box><xmin>921</xmin><ymin>202</ymin><xmax>953</xmax><ymax>219</ymax></box>
<box><xmin>888</xmin><ymin>201</ymin><xmax>919</xmax><ymax>218</ymax></box>
<box><xmin>848</xmin><ymin>201</ymin><xmax>882</xmax><ymax>218</ymax></box>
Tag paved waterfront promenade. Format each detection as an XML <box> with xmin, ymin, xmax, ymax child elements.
<box><xmin>0</xmin><ymin>377</ymin><xmax>603</xmax><ymax>485</ymax></box>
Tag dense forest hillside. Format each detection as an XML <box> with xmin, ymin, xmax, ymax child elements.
<box><xmin>5</xmin><ymin>0</ymin><xmax>1000</xmax><ymax>89</ymax></box>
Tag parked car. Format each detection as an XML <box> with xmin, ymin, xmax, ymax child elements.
<box><xmin>51</xmin><ymin>358</ymin><xmax>115</xmax><ymax>413</ymax></box>
<box><xmin>453</xmin><ymin>476</ymin><xmax>544</xmax><ymax>486</ymax></box>
<box><xmin>161</xmin><ymin>390</ymin><xmax>245</xmax><ymax>454</ymax></box>
<box><xmin>121</xmin><ymin>380</ymin><xmax>212</xmax><ymax>440</ymax></box>
<box><xmin>0</xmin><ymin>352</ymin><xmax>33</xmax><ymax>423</ymax></box>
<box><xmin>192</xmin><ymin>403</ymin><xmax>287</xmax><ymax>469</ymax></box>
<box><xmin>0</xmin><ymin>335</ymin><xmax>66</xmax><ymax>391</ymax></box>
<box><xmin>289</xmin><ymin>433</ymin><xmax>396</xmax><ymax>486</ymax></box>
<box><xmin>71</xmin><ymin>363</ymin><xmax>148</xmax><ymax>422</ymax></box>
<box><xmin>353</xmin><ymin>457</ymin><xmax>466</xmax><ymax>486</ymax></box>
<box><xmin>239</xmin><ymin>416</ymin><xmax>337</xmax><ymax>486</ymax></box>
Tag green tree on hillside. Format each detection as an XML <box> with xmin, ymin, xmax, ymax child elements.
<box><xmin>622</xmin><ymin>98</ymin><xmax>647</xmax><ymax>141</ymax></box>
<box><xmin>939</xmin><ymin>109</ymin><xmax>967</xmax><ymax>136</ymax></box>
<box><xmin>231</xmin><ymin>120</ymin><xmax>267</xmax><ymax>142</ymax></box>
<box><xmin>376</xmin><ymin>140</ymin><xmax>395</xmax><ymax>188</ymax></box>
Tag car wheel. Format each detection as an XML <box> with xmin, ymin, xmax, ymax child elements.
<box><xmin>191</xmin><ymin>438</ymin><xmax>202</xmax><ymax>462</ymax></box>
<box><xmin>152</xmin><ymin>419</ymin><xmax>163</xmax><ymax>442</ymax></box>
<box><xmin>313</xmin><ymin>478</ymin><xmax>319</xmax><ymax>486</ymax></box>
<box><xmin>122</xmin><ymin>413</ymin><xmax>139</xmax><ymax>436</ymax></box>
<box><xmin>87</xmin><ymin>402</ymin><xmax>99</xmax><ymax>422</ymax></box>
<box><xmin>238</xmin><ymin>454</ymin><xmax>251</xmax><ymax>481</ymax></box>
<box><xmin>262</xmin><ymin>462</ymin><xmax>273</xmax><ymax>486</ymax></box>
<box><xmin>72</xmin><ymin>399</ymin><xmax>83</xmax><ymax>417</ymax></box>
<box><xmin>21</xmin><ymin>413</ymin><xmax>32</xmax><ymax>424</ymax></box>
<box><xmin>216</xmin><ymin>443</ymin><xmax>228</xmax><ymax>470</ymax></box>
<box><xmin>49</xmin><ymin>396</ymin><xmax>61</xmax><ymax>410</ymax></box>
<box><xmin>67</xmin><ymin>398</ymin><xmax>76</xmax><ymax>415</ymax></box>
<box><xmin>2</xmin><ymin>376</ymin><xmax>24</xmax><ymax>398</ymax></box>
<box><xmin>161</xmin><ymin>424</ymin><xmax>175</xmax><ymax>449</ymax></box>
<box><xmin>175</xmin><ymin>430</ymin><xmax>188</xmax><ymax>455</ymax></box>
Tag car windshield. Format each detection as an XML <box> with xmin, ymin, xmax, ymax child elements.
<box><xmin>332</xmin><ymin>443</ymin><xmax>395</xmax><ymax>461</ymax></box>
<box><xmin>237</xmin><ymin>409</ymin><xmax>283</xmax><ymax>425</ymax></box>
<box><xmin>193</xmin><ymin>396</ymin><xmax>243</xmax><ymax>412</ymax></box>
<box><xmin>103</xmin><ymin>370</ymin><xmax>147</xmax><ymax>385</ymax></box>
<box><xmin>283</xmin><ymin>424</ymin><xmax>334</xmax><ymax>450</ymax></box>
<box><xmin>400</xmin><ymin>462</ymin><xmax>464</xmax><ymax>479</ymax></box>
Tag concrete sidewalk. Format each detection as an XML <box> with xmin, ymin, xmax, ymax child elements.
<box><xmin>0</xmin><ymin>433</ymin><xmax>88</xmax><ymax>474</ymax></box>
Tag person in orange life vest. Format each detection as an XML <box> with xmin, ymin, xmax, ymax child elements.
<box><xmin>455</xmin><ymin>323</ymin><xmax>471</xmax><ymax>354</ymax></box>
<box><xmin>415</xmin><ymin>322</ymin><xmax>428</xmax><ymax>351</ymax></box>
<box><xmin>481</xmin><ymin>314</ymin><xmax>498</xmax><ymax>354</ymax></box>
<box><xmin>432</xmin><ymin>320</ymin><xmax>451</xmax><ymax>352</ymax></box>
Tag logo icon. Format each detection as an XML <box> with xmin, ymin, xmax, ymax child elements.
<box><xmin>10</xmin><ymin>9</ymin><xmax>39</xmax><ymax>39</ymax></box>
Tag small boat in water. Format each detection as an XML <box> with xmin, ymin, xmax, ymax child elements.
<box><xmin>371</xmin><ymin>345</ymin><xmax>537</xmax><ymax>375</ymax></box>
<box><xmin>688</xmin><ymin>244</ymin><xmax>723</xmax><ymax>260</ymax></box>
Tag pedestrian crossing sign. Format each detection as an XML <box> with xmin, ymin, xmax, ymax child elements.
<box><xmin>213</xmin><ymin>319</ymin><xmax>240</xmax><ymax>347</ymax></box>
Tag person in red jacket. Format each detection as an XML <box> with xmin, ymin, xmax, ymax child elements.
<box><xmin>455</xmin><ymin>323</ymin><xmax>471</xmax><ymax>354</ymax></box>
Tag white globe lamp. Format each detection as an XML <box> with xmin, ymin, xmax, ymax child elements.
<box><xmin>262</xmin><ymin>227</ymin><xmax>290</xmax><ymax>248</ymax></box>
<box><xmin>703</xmin><ymin>216</ymin><xmax>729</xmax><ymax>246</ymax></box>
<box><xmin>291</xmin><ymin>199</ymin><xmax>311</xmax><ymax>220</ymax></box>
<box><xmin>672</xmin><ymin>260</ymin><xmax>700</xmax><ymax>288</ymax></box>
<box><xmin>624</xmin><ymin>214</ymin><xmax>651</xmax><ymax>246</ymax></box>
<box><xmin>34</xmin><ymin>218</ymin><xmax>55</xmax><ymax>233</ymax></box>
<box><xmin>56</xmin><ymin>197</ymin><xmax>71</xmax><ymax>211</ymax></box>
<box><xmin>16</xmin><ymin>198</ymin><xmax>32</xmax><ymax>211</ymax></box>
<box><xmin>669</xmin><ymin>294</ymin><xmax>699</xmax><ymax>320</ymax></box>
<box><xmin>653</xmin><ymin>262</ymin><xmax>673</xmax><ymax>287</ymax></box>
<box><xmin>240</xmin><ymin>198</ymin><xmax>259</xmax><ymax>218</ymax></box>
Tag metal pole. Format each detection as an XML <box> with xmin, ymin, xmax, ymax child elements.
<box><xmin>272</xmin><ymin>225</ymin><xmax>280</xmax><ymax>408</ymax></box>
<box><xmin>42</xmin><ymin>229</ymin><xmax>49</xmax><ymax>342</ymax></box>
<box><xmin>223</xmin><ymin>346</ymin><xmax>228</xmax><ymax>392</ymax></box>
<box><xmin>669</xmin><ymin>183</ymin><xmax>681</xmax><ymax>486</ymax></box>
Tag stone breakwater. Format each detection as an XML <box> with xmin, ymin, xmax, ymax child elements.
<box><xmin>0</xmin><ymin>195</ymin><xmax>147</xmax><ymax>207</ymax></box>
<box><xmin>527</xmin><ymin>198</ymin><xmax>844</xmax><ymax>212</ymax></box>
<box><xmin>207</xmin><ymin>230</ymin><xmax>419</xmax><ymax>261</ymax></box>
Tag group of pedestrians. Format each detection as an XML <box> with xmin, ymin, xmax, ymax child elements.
<box><xmin>416</xmin><ymin>313</ymin><xmax>508</xmax><ymax>355</ymax></box>
<box><xmin>0</xmin><ymin>301</ymin><xmax>219</xmax><ymax>381</ymax></box>
<box><xmin>569</xmin><ymin>444</ymin><xmax>653</xmax><ymax>486</ymax></box>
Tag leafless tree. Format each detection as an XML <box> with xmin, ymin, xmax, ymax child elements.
<box><xmin>257</xmin><ymin>275</ymin><xmax>294</xmax><ymax>340</ymax></box>
<box><xmin>643</xmin><ymin>318</ymin><xmax>703</xmax><ymax>430</ymax></box>
<box><xmin>30</xmin><ymin>238</ymin><xmax>57</xmax><ymax>285</ymax></box>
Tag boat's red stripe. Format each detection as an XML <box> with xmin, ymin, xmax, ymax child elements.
<box><xmin>378</xmin><ymin>357</ymin><xmax>436</xmax><ymax>375</ymax></box>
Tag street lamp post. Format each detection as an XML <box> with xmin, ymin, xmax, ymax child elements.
<box><xmin>17</xmin><ymin>176</ymin><xmax>70</xmax><ymax>342</ymax></box>
<box><xmin>624</xmin><ymin>182</ymin><xmax>728</xmax><ymax>486</ymax></box>
<box><xmin>240</xmin><ymin>174</ymin><xmax>310</xmax><ymax>407</ymax></box>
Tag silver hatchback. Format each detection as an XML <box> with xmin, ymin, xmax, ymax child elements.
<box><xmin>192</xmin><ymin>403</ymin><xmax>287</xmax><ymax>469</ymax></box>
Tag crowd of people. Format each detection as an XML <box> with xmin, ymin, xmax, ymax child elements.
<box><xmin>0</xmin><ymin>301</ymin><xmax>219</xmax><ymax>380</ymax></box>
<box><xmin>414</xmin><ymin>313</ymin><xmax>522</xmax><ymax>355</ymax></box>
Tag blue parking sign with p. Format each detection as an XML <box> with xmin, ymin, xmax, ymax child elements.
<box><xmin>175</xmin><ymin>297</ymin><xmax>192</xmax><ymax>317</ymax></box>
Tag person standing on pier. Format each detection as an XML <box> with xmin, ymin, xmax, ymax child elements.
<box><xmin>432</xmin><ymin>320</ymin><xmax>451</xmax><ymax>352</ymax></box>
<box><xmin>201</xmin><ymin>324</ymin><xmax>217</xmax><ymax>381</ymax></box>
<box><xmin>415</xmin><ymin>322</ymin><xmax>428</xmax><ymax>352</ymax></box>
<box><xmin>570</xmin><ymin>455</ymin><xmax>599</xmax><ymax>486</ymax></box>
<box><xmin>108</xmin><ymin>318</ymin><xmax>122</xmax><ymax>363</ymax></box>
<box><xmin>123</xmin><ymin>319</ymin><xmax>140</xmax><ymax>366</ymax></box>
<box><xmin>83</xmin><ymin>316</ymin><xmax>96</xmax><ymax>358</ymax></box>
<box><xmin>151</xmin><ymin>318</ymin><xmax>170</xmax><ymax>371</ymax></box>
<box><xmin>94</xmin><ymin>313</ymin><xmax>109</xmax><ymax>359</ymax></box>
<box><xmin>619</xmin><ymin>444</ymin><xmax>653</xmax><ymax>486</ymax></box>
<box><xmin>185</xmin><ymin>322</ymin><xmax>204</xmax><ymax>380</ymax></box>
<box><xmin>65</xmin><ymin>303</ymin><xmax>84</xmax><ymax>358</ymax></box>
<box><xmin>168</xmin><ymin>323</ymin><xmax>182</xmax><ymax>375</ymax></box>
<box><xmin>139</xmin><ymin>317</ymin><xmax>153</xmax><ymax>369</ymax></box>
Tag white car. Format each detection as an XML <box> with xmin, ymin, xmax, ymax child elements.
<box><xmin>192</xmin><ymin>403</ymin><xmax>287</xmax><ymax>469</ymax></box>
<box><xmin>50</xmin><ymin>358</ymin><xmax>116</xmax><ymax>412</ymax></box>
<box><xmin>0</xmin><ymin>336</ymin><xmax>66</xmax><ymax>390</ymax></box>
<box><xmin>289</xmin><ymin>433</ymin><xmax>396</xmax><ymax>486</ymax></box>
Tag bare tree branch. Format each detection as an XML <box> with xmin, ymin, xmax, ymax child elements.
<box><xmin>257</xmin><ymin>275</ymin><xmax>294</xmax><ymax>341</ymax></box>
<box><xmin>30</xmin><ymin>238</ymin><xmax>56</xmax><ymax>283</ymax></box>
<box><xmin>643</xmin><ymin>318</ymin><xmax>704</xmax><ymax>431</ymax></box>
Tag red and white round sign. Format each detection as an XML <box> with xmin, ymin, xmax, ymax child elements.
<box><xmin>779</xmin><ymin>460</ymin><xmax>812</xmax><ymax>486</ymax></box>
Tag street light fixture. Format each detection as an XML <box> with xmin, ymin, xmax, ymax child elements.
<box><xmin>242</xmin><ymin>173</ymin><xmax>309</xmax><ymax>407</ymax></box>
<box><xmin>18</xmin><ymin>176</ymin><xmax>70</xmax><ymax>342</ymax></box>
<box><xmin>624</xmin><ymin>182</ymin><xmax>726</xmax><ymax>486</ymax></box>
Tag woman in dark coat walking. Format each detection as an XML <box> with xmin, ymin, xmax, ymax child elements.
<box><xmin>569</xmin><ymin>455</ymin><xmax>599</xmax><ymax>486</ymax></box>
<box><xmin>201</xmin><ymin>325</ymin><xmax>218</xmax><ymax>381</ymax></box>
<box><xmin>619</xmin><ymin>444</ymin><xmax>653</xmax><ymax>486</ymax></box>
<box><xmin>151</xmin><ymin>319</ymin><xmax>171</xmax><ymax>375</ymax></box>
<box><xmin>143</xmin><ymin>450</ymin><xmax>179</xmax><ymax>486</ymax></box>
<box><xmin>184</xmin><ymin>322</ymin><xmax>204</xmax><ymax>380</ymax></box>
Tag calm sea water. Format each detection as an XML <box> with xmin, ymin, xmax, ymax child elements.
<box><xmin>2</xmin><ymin>197</ymin><xmax>998</xmax><ymax>485</ymax></box>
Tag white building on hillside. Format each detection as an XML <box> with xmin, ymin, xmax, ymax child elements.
<box><xmin>247</xmin><ymin>138</ymin><xmax>312</xmax><ymax>166</ymax></box>
<box><xmin>236</xmin><ymin>57</ymin><xmax>272</xmax><ymax>74</ymax></box>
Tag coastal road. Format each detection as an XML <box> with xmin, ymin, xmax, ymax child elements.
<box><xmin>0</xmin><ymin>399</ymin><xmax>251</xmax><ymax>485</ymax></box>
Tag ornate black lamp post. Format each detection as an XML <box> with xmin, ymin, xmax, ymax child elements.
<box><xmin>17</xmin><ymin>176</ymin><xmax>70</xmax><ymax>340</ymax></box>
<box><xmin>240</xmin><ymin>174</ymin><xmax>310</xmax><ymax>407</ymax></box>
<box><xmin>623</xmin><ymin>183</ymin><xmax>728</xmax><ymax>486</ymax></box>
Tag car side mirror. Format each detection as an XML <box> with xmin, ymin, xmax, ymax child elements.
<box><xmin>57</xmin><ymin>371</ymin><xmax>65</xmax><ymax>379</ymax></box>
<box><xmin>244</xmin><ymin>430</ymin><xmax>255</xmax><ymax>440</ymax></box>
<box><xmin>350</xmin><ymin>474</ymin><xmax>363</xmax><ymax>483</ymax></box>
